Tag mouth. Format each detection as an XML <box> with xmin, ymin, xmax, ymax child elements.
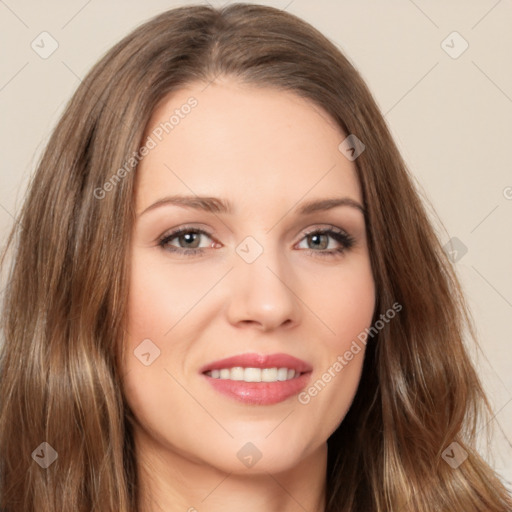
<box><xmin>199</xmin><ymin>352</ymin><xmax>313</xmax><ymax>405</ymax></box>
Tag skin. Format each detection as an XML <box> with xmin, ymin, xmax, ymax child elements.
<box><xmin>122</xmin><ymin>77</ymin><xmax>376</xmax><ymax>512</ymax></box>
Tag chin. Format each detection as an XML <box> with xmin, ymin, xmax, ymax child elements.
<box><xmin>205</xmin><ymin>435</ymin><xmax>316</xmax><ymax>475</ymax></box>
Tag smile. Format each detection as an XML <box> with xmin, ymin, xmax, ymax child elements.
<box><xmin>200</xmin><ymin>353</ymin><xmax>312</xmax><ymax>405</ymax></box>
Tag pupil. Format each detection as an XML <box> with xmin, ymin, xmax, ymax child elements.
<box><xmin>311</xmin><ymin>234</ymin><xmax>326</xmax><ymax>250</ymax></box>
<box><xmin>183</xmin><ymin>233</ymin><xmax>199</xmax><ymax>248</ymax></box>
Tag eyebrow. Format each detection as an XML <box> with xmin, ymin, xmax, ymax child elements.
<box><xmin>138</xmin><ymin>195</ymin><xmax>365</xmax><ymax>217</ymax></box>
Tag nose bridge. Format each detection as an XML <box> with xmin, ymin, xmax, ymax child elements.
<box><xmin>225</xmin><ymin>230</ymin><xmax>299</xmax><ymax>329</ymax></box>
<box><xmin>236</xmin><ymin>231</ymin><xmax>290</xmax><ymax>296</ymax></box>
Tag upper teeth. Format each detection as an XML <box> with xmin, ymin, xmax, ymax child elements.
<box><xmin>206</xmin><ymin>367</ymin><xmax>298</xmax><ymax>382</ymax></box>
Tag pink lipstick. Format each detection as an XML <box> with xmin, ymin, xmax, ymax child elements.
<box><xmin>200</xmin><ymin>353</ymin><xmax>312</xmax><ymax>405</ymax></box>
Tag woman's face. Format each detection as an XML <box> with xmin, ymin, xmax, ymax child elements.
<box><xmin>122</xmin><ymin>77</ymin><xmax>375</xmax><ymax>475</ymax></box>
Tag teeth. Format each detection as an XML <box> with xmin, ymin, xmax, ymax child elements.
<box><xmin>230</xmin><ymin>367</ymin><xmax>244</xmax><ymax>380</ymax></box>
<box><xmin>277</xmin><ymin>368</ymin><xmax>288</xmax><ymax>381</ymax></box>
<box><xmin>206</xmin><ymin>367</ymin><xmax>299</xmax><ymax>383</ymax></box>
<box><xmin>244</xmin><ymin>368</ymin><xmax>261</xmax><ymax>382</ymax></box>
<box><xmin>261</xmin><ymin>368</ymin><xmax>277</xmax><ymax>382</ymax></box>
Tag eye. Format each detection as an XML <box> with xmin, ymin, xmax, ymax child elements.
<box><xmin>158</xmin><ymin>227</ymin><xmax>215</xmax><ymax>256</ymax></box>
<box><xmin>296</xmin><ymin>227</ymin><xmax>355</xmax><ymax>258</ymax></box>
<box><xmin>157</xmin><ymin>225</ymin><xmax>355</xmax><ymax>258</ymax></box>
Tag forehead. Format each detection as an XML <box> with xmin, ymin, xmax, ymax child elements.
<box><xmin>135</xmin><ymin>78</ymin><xmax>362</xmax><ymax>214</ymax></box>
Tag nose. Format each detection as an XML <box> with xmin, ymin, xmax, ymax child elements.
<box><xmin>224</xmin><ymin>243</ymin><xmax>300</xmax><ymax>332</ymax></box>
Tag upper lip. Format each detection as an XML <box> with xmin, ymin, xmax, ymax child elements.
<box><xmin>199</xmin><ymin>353</ymin><xmax>313</xmax><ymax>374</ymax></box>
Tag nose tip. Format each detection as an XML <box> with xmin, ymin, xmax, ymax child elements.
<box><xmin>225</xmin><ymin>256</ymin><xmax>299</xmax><ymax>331</ymax></box>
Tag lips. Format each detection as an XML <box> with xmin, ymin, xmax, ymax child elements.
<box><xmin>199</xmin><ymin>352</ymin><xmax>313</xmax><ymax>405</ymax></box>
<box><xmin>199</xmin><ymin>352</ymin><xmax>313</xmax><ymax>374</ymax></box>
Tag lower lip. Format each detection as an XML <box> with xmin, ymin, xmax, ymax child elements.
<box><xmin>202</xmin><ymin>372</ymin><xmax>312</xmax><ymax>405</ymax></box>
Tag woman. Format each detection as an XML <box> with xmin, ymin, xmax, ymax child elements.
<box><xmin>0</xmin><ymin>3</ymin><xmax>510</xmax><ymax>511</ymax></box>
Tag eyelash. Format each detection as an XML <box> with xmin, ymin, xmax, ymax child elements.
<box><xmin>157</xmin><ymin>225</ymin><xmax>355</xmax><ymax>259</ymax></box>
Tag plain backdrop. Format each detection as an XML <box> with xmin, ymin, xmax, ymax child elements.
<box><xmin>0</xmin><ymin>0</ymin><xmax>511</xmax><ymax>485</ymax></box>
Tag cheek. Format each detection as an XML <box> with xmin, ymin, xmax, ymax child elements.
<box><xmin>125</xmin><ymin>250</ymin><xmax>201</xmax><ymax>343</ymax></box>
<box><xmin>308</xmin><ymin>257</ymin><xmax>376</xmax><ymax>348</ymax></box>
<box><xmin>122</xmin><ymin>259</ymin><xmax>201</xmax><ymax>456</ymax></box>
<box><xmin>296</xmin><ymin>259</ymin><xmax>375</xmax><ymax>431</ymax></box>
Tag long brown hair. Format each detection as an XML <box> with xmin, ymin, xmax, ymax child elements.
<box><xmin>1</xmin><ymin>3</ymin><xmax>510</xmax><ymax>511</ymax></box>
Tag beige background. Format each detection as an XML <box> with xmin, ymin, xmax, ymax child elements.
<box><xmin>1</xmin><ymin>0</ymin><xmax>511</xmax><ymax>485</ymax></box>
